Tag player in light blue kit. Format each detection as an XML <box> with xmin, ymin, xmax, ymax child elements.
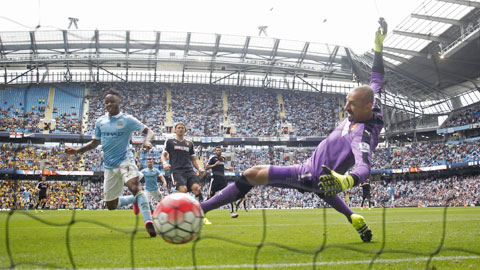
<box><xmin>141</xmin><ymin>158</ymin><xmax>167</xmax><ymax>214</ymax></box>
<box><xmin>23</xmin><ymin>188</ymin><xmax>31</xmax><ymax>210</ymax></box>
<box><xmin>66</xmin><ymin>88</ymin><xmax>157</xmax><ymax>237</ymax></box>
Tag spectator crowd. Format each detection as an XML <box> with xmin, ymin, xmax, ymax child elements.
<box><xmin>1</xmin><ymin>174</ymin><xmax>478</xmax><ymax>210</ymax></box>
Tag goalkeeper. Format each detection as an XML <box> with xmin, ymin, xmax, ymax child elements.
<box><xmin>201</xmin><ymin>18</ymin><xmax>388</xmax><ymax>243</ymax></box>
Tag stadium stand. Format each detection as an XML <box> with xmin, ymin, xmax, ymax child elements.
<box><xmin>1</xmin><ymin>174</ymin><xmax>478</xmax><ymax>210</ymax></box>
<box><xmin>443</xmin><ymin>102</ymin><xmax>480</xmax><ymax>128</ymax></box>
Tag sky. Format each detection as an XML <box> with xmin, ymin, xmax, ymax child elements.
<box><xmin>0</xmin><ymin>0</ymin><xmax>421</xmax><ymax>53</ymax></box>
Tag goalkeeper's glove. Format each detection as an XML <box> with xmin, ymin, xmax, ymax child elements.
<box><xmin>374</xmin><ymin>17</ymin><xmax>388</xmax><ymax>52</ymax></box>
<box><xmin>318</xmin><ymin>166</ymin><xmax>355</xmax><ymax>196</ymax></box>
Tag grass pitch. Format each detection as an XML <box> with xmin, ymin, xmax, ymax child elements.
<box><xmin>1</xmin><ymin>207</ymin><xmax>479</xmax><ymax>269</ymax></box>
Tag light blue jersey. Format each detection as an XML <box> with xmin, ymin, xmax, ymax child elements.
<box><xmin>141</xmin><ymin>167</ymin><xmax>162</xmax><ymax>191</ymax></box>
<box><xmin>388</xmin><ymin>186</ymin><xmax>395</xmax><ymax>197</ymax></box>
<box><xmin>94</xmin><ymin>113</ymin><xmax>146</xmax><ymax>169</ymax></box>
<box><xmin>23</xmin><ymin>190</ymin><xmax>30</xmax><ymax>200</ymax></box>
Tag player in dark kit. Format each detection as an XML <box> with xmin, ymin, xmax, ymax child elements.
<box><xmin>162</xmin><ymin>122</ymin><xmax>205</xmax><ymax>199</ymax></box>
<box><xmin>34</xmin><ymin>175</ymin><xmax>49</xmax><ymax>212</ymax></box>
<box><xmin>205</xmin><ymin>146</ymin><xmax>237</xmax><ymax>218</ymax></box>
<box><xmin>201</xmin><ymin>18</ymin><xmax>388</xmax><ymax>242</ymax></box>
<box><xmin>360</xmin><ymin>181</ymin><xmax>373</xmax><ymax>210</ymax></box>
<box><xmin>162</xmin><ymin>122</ymin><xmax>210</xmax><ymax>224</ymax></box>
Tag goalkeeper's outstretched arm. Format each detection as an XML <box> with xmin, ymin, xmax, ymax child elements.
<box><xmin>370</xmin><ymin>17</ymin><xmax>387</xmax><ymax>118</ymax></box>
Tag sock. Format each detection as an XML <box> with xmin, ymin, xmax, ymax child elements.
<box><xmin>117</xmin><ymin>195</ymin><xmax>136</xmax><ymax>208</ymax></box>
<box><xmin>201</xmin><ymin>183</ymin><xmax>241</xmax><ymax>214</ymax></box>
<box><xmin>34</xmin><ymin>203</ymin><xmax>39</xmax><ymax>209</ymax></box>
<box><xmin>136</xmin><ymin>193</ymin><xmax>152</xmax><ymax>223</ymax></box>
<box><xmin>41</xmin><ymin>202</ymin><xmax>46</xmax><ymax>209</ymax></box>
<box><xmin>229</xmin><ymin>203</ymin><xmax>234</xmax><ymax>213</ymax></box>
<box><xmin>322</xmin><ymin>195</ymin><xmax>354</xmax><ymax>223</ymax></box>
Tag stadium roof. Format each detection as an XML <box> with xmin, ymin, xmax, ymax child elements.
<box><xmin>0</xmin><ymin>0</ymin><xmax>479</xmax><ymax>116</ymax></box>
<box><xmin>369</xmin><ymin>0</ymin><xmax>480</xmax><ymax>106</ymax></box>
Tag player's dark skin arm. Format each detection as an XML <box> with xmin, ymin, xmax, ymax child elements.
<box><xmin>65</xmin><ymin>139</ymin><xmax>100</xmax><ymax>155</ymax></box>
<box><xmin>142</xmin><ymin>127</ymin><xmax>154</xmax><ymax>150</ymax></box>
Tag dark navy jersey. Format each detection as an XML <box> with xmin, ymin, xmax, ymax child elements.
<box><xmin>362</xmin><ymin>183</ymin><xmax>371</xmax><ymax>195</ymax></box>
<box><xmin>163</xmin><ymin>138</ymin><xmax>195</xmax><ymax>172</ymax></box>
<box><xmin>37</xmin><ymin>182</ymin><xmax>48</xmax><ymax>196</ymax></box>
<box><xmin>208</xmin><ymin>155</ymin><xmax>226</xmax><ymax>177</ymax></box>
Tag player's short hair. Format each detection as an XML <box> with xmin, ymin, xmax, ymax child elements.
<box><xmin>147</xmin><ymin>158</ymin><xmax>153</xmax><ymax>162</ymax></box>
<box><xmin>104</xmin><ymin>88</ymin><xmax>123</xmax><ymax>101</ymax></box>
<box><xmin>174</xmin><ymin>122</ymin><xmax>186</xmax><ymax>129</ymax></box>
<box><xmin>215</xmin><ymin>146</ymin><xmax>222</xmax><ymax>150</ymax></box>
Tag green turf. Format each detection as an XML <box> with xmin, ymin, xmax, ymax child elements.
<box><xmin>1</xmin><ymin>207</ymin><xmax>479</xmax><ymax>269</ymax></box>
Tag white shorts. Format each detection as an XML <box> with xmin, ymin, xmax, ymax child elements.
<box><xmin>145</xmin><ymin>189</ymin><xmax>162</xmax><ymax>204</ymax></box>
<box><xmin>103</xmin><ymin>159</ymin><xmax>142</xmax><ymax>202</ymax></box>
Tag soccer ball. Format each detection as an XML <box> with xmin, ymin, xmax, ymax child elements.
<box><xmin>152</xmin><ymin>193</ymin><xmax>204</xmax><ymax>244</ymax></box>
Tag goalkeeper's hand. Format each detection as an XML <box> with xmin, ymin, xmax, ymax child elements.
<box><xmin>374</xmin><ymin>17</ymin><xmax>388</xmax><ymax>52</ymax></box>
<box><xmin>318</xmin><ymin>166</ymin><xmax>354</xmax><ymax>196</ymax></box>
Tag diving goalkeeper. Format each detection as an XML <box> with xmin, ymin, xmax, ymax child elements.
<box><xmin>201</xmin><ymin>18</ymin><xmax>387</xmax><ymax>242</ymax></box>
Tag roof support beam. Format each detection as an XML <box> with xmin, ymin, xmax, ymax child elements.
<box><xmin>154</xmin><ymin>32</ymin><xmax>160</xmax><ymax>81</ymax></box>
<box><xmin>382</xmin><ymin>51</ymin><xmax>410</xmax><ymax>63</ymax></box>
<box><xmin>184</xmin><ymin>32</ymin><xmax>191</xmax><ymax>56</ymax></box>
<box><xmin>240</xmin><ymin>36</ymin><xmax>250</xmax><ymax>62</ymax></box>
<box><xmin>94</xmin><ymin>30</ymin><xmax>99</xmax><ymax>56</ymax></box>
<box><xmin>297</xmin><ymin>42</ymin><xmax>309</xmax><ymax>66</ymax></box>
<box><xmin>392</xmin><ymin>30</ymin><xmax>445</xmax><ymax>42</ymax></box>
<box><xmin>62</xmin><ymin>30</ymin><xmax>69</xmax><ymax>55</ymax></box>
<box><xmin>209</xmin><ymin>34</ymin><xmax>221</xmax><ymax>74</ymax></box>
<box><xmin>326</xmin><ymin>45</ymin><xmax>339</xmax><ymax>69</ymax></box>
<box><xmin>154</xmin><ymin>32</ymin><xmax>161</xmax><ymax>57</ymax></box>
<box><xmin>126</xmin><ymin>30</ymin><xmax>130</xmax><ymax>82</ymax></box>
<box><xmin>212</xmin><ymin>70</ymin><xmax>238</xmax><ymax>84</ymax></box>
<box><xmin>437</xmin><ymin>0</ymin><xmax>480</xmax><ymax>7</ymax></box>
<box><xmin>383</xmin><ymin>47</ymin><xmax>427</xmax><ymax>57</ymax></box>
<box><xmin>63</xmin><ymin>30</ymin><xmax>72</xmax><ymax>82</ymax></box>
<box><xmin>410</xmin><ymin>14</ymin><xmax>463</xmax><ymax>26</ymax></box>
<box><xmin>295</xmin><ymin>74</ymin><xmax>321</xmax><ymax>92</ymax></box>
<box><xmin>0</xmin><ymin>36</ymin><xmax>5</xmax><ymax>59</ymax></box>
<box><xmin>29</xmin><ymin>31</ymin><xmax>37</xmax><ymax>58</ymax></box>
<box><xmin>213</xmin><ymin>34</ymin><xmax>220</xmax><ymax>57</ymax></box>
<box><xmin>270</xmin><ymin>39</ymin><xmax>280</xmax><ymax>61</ymax></box>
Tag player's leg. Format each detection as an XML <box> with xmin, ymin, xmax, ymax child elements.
<box><xmin>350</xmin><ymin>214</ymin><xmax>373</xmax><ymax>242</ymax></box>
<box><xmin>190</xmin><ymin>183</ymin><xmax>203</xmax><ymax>201</ymax></box>
<box><xmin>243</xmin><ymin>198</ymin><xmax>248</xmax><ymax>212</ymax></box>
<box><xmin>319</xmin><ymin>194</ymin><xmax>372</xmax><ymax>242</ymax></box>
<box><xmin>40</xmin><ymin>198</ymin><xmax>47</xmax><ymax>211</ymax></box>
<box><xmin>202</xmin><ymin>164</ymin><xmax>303</xmax><ymax>214</ymax></box>
<box><xmin>235</xmin><ymin>199</ymin><xmax>240</xmax><ymax>212</ymax></box>
<box><xmin>207</xmin><ymin>178</ymin><xmax>215</xmax><ymax>199</ymax></box>
<box><xmin>121</xmin><ymin>161</ymin><xmax>156</xmax><ymax>237</ymax></box>
<box><xmin>200</xmin><ymin>165</ymin><xmax>271</xmax><ymax>213</ymax></box>
<box><xmin>103</xmin><ymin>167</ymin><xmax>134</xmax><ymax>210</ymax></box>
<box><xmin>210</xmin><ymin>177</ymin><xmax>237</xmax><ymax>217</ymax></box>
<box><xmin>173</xmin><ymin>172</ymin><xmax>189</xmax><ymax>194</ymax></box>
<box><xmin>150</xmin><ymin>189</ymin><xmax>163</xmax><ymax>215</ymax></box>
<box><xmin>103</xmin><ymin>168</ymin><xmax>135</xmax><ymax>210</ymax></box>
<box><xmin>145</xmin><ymin>190</ymin><xmax>154</xmax><ymax>214</ymax></box>
<box><xmin>34</xmin><ymin>198</ymin><xmax>40</xmax><ymax>212</ymax></box>
<box><xmin>361</xmin><ymin>196</ymin><xmax>366</xmax><ymax>209</ymax></box>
